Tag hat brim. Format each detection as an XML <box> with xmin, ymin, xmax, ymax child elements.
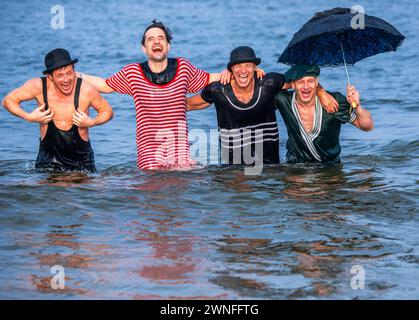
<box><xmin>227</xmin><ymin>58</ymin><xmax>261</xmax><ymax>71</ymax></box>
<box><xmin>284</xmin><ymin>65</ymin><xmax>320</xmax><ymax>82</ymax></box>
<box><xmin>285</xmin><ymin>72</ymin><xmax>320</xmax><ymax>82</ymax></box>
<box><xmin>42</xmin><ymin>58</ymin><xmax>78</xmax><ymax>75</ymax></box>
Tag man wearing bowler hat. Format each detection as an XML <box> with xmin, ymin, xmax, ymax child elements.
<box><xmin>2</xmin><ymin>48</ymin><xmax>113</xmax><ymax>172</ymax></box>
<box><xmin>187</xmin><ymin>46</ymin><xmax>338</xmax><ymax>169</ymax></box>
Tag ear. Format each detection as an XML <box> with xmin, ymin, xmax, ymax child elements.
<box><xmin>167</xmin><ymin>43</ymin><xmax>171</xmax><ymax>52</ymax></box>
<box><xmin>46</xmin><ymin>73</ymin><xmax>53</xmax><ymax>81</ymax></box>
<box><xmin>291</xmin><ymin>81</ymin><xmax>295</xmax><ymax>89</ymax></box>
<box><xmin>141</xmin><ymin>45</ymin><xmax>146</xmax><ymax>55</ymax></box>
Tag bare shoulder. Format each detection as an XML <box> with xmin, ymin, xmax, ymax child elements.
<box><xmin>80</xmin><ymin>79</ymin><xmax>100</xmax><ymax>99</ymax></box>
<box><xmin>23</xmin><ymin>78</ymin><xmax>43</xmax><ymax>93</ymax></box>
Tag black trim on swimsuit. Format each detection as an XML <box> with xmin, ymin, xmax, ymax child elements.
<box><xmin>140</xmin><ymin>58</ymin><xmax>178</xmax><ymax>85</ymax></box>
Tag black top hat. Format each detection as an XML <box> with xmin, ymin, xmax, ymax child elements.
<box><xmin>227</xmin><ymin>46</ymin><xmax>261</xmax><ymax>71</ymax></box>
<box><xmin>43</xmin><ymin>48</ymin><xmax>78</xmax><ymax>75</ymax></box>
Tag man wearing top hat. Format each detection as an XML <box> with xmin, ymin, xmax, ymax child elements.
<box><xmin>187</xmin><ymin>46</ymin><xmax>338</xmax><ymax>167</ymax></box>
<box><xmin>2</xmin><ymin>48</ymin><xmax>113</xmax><ymax>172</ymax></box>
<box><xmin>275</xmin><ymin>65</ymin><xmax>374</xmax><ymax>164</ymax></box>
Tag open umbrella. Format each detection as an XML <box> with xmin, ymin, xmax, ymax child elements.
<box><xmin>278</xmin><ymin>7</ymin><xmax>405</xmax><ymax>110</ymax></box>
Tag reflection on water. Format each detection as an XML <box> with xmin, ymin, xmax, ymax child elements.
<box><xmin>134</xmin><ymin>209</ymin><xmax>197</xmax><ymax>283</ymax></box>
<box><xmin>0</xmin><ymin>160</ymin><xmax>417</xmax><ymax>299</ymax></box>
<box><xmin>122</xmin><ymin>196</ymin><xmax>232</xmax><ymax>299</ymax></box>
<box><xmin>28</xmin><ymin>222</ymin><xmax>104</xmax><ymax>297</ymax></box>
<box><xmin>280</xmin><ymin>164</ymin><xmax>347</xmax><ymax>202</ymax></box>
<box><xmin>211</xmin><ymin>221</ymin><xmax>395</xmax><ymax>299</ymax></box>
<box><xmin>37</xmin><ymin>173</ymin><xmax>95</xmax><ymax>187</ymax></box>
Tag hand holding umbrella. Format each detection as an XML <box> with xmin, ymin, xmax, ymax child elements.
<box><xmin>278</xmin><ymin>7</ymin><xmax>405</xmax><ymax>113</ymax></box>
<box><xmin>346</xmin><ymin>85</ymin><xmax>360</xmax><ymax>109</ymax></box>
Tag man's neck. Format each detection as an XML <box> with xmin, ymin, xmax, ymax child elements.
<box><xmin>48</xmin><ymin>78</ymin><xmax>75</xmax><ymax>99</ymax></box>
<box><xmin>295</xmin><ymin>95</ymin><xmax>316</xmax><ymax>109</ymax></box>
<box><xmin>147</xmin><ymin>59</ymin><xmax>168</xmax><ymax>73</ymax></box>
<box><xmin>230</xmin><ymin>77</ymin><xmax>255</xmax><ymax>102</ymax></box>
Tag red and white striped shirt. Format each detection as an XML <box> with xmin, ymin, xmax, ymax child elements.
<box><xmin>106</xmin><ymin>58</ymin><xmax>209</xmax><ymax>170</ymax></box>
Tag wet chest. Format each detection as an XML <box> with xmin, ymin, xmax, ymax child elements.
<box><xmin>49</xmin><ymin>98</ymin><xmax>76</xmax><ymax>128</ymax></box>
<box><xmin>297</xmin><ymin>106</ymin><xmax>315</xmax><ymax>133</ymax></box>
<box><xmin>234</xmin><ymin>92</ymin><xmax>253</xmax><ymax>104</ymax></box>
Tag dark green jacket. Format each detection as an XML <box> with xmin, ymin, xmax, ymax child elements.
<box><xmin>275</xmin><ymin>90</ymin><xmax>356</xmax><ymax>164</ymax></box>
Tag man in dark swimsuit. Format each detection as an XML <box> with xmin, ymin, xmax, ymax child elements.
<box><xmin>275</xmin><ymin>65</ymin><xmax>374</xmax><ymax>164</ymax></box>
<box><xmin>2</xmin><ymin>48</ymin><xmax>113</xmax><ymax>172</ymax></box>
<box><xmin>187</xmin><ymin>46</ymin><xmax>338</xmax><ymax>173</ymax></box>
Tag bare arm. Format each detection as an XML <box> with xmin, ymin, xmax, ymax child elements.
<box><xmin>209</xmin><ymin>73</ymin><xmax>223</xmax><ymax>84</ymax></box>
<box><xmin>209</xmin><ymin>68</ymin><xmax>266</xmax><ymax>85</ymax></box>
<box><xmin>351</xmin><ymin>106</ymin><xmax>373</xmax><ymax>131</ymax></box>
<box><xmin>77</xmin><ymin>72</ymin><xmax>114</xmax><ymax>94</ymax></box>
<box><xmin>72</xmin><ymin>85</ymin><xmax>114</xmax><ymax>128</ymax></box>
<box><xmin>187</xmin><ymin>94</ymin><xmax>211</xmax><ymax>111</ymax></box>
<box><xmin>2</xmin><ymin>78</ymin><xmax>54</xmax><ymax>123</ymax></box>
<box><xmin>282</xmin><ymin>82</ymin><xmax>292</xmax><ymax>90</ymax></box>
<box><xmin>209</xmin><ymin>71</ymin><xmax>232</xmax><ymax>85</ymax></box>
<box><xmin>316</xmin><ymin>83</ymin><xmax>339</xmax><ymax>113</ymax></box>
<box><xmin>347</xmin><ymin>85</ymin><xmax>374</xmax><ymax>131</ymax></box>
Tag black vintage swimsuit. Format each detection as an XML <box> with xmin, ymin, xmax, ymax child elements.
<box><xmin>35</xmin><ymin>77</ymin><xmax>96</xmax><ymax>172</ymax></box>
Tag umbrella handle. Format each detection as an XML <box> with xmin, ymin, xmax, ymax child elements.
<box><xmin>349</xmin><ymin>101</ymin><xmax>357</xmax><ymax>114</ymax></box>
<box><xmin>341</xmin><ymin>42</ymin><xmax>356</xmax><ymax>114</ymax></box>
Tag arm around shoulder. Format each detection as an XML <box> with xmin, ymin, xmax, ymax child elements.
<box><xmin>78</xmin><ymin>72</ymin><xmax>114</xmax><ymax>93</ymax></box>
<box><xmin>187</xmin><ymin>94</ymin><xmax>211</xmax><ymax>111</ymax></box>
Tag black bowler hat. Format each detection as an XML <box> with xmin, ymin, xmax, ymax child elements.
<box><xmin>43</xmin><ymin>48</ymin><xmax>78</xmax><ymax>75</ymax></box>
<box><xmin>227</xmin><ymin>46</ymin><xmax>261</xmax><ymax>71</ymax></box>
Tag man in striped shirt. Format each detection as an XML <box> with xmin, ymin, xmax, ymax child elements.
<box><xmin>79</xmin><ymin>20</ymin><xmax>233</xmax><ymax>170</ymax></box>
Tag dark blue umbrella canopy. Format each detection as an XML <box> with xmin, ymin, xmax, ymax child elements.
<box><xmin>278</xmin><ymin>7</ymin><xmax>405</xmax><ymax>66</ymax></box>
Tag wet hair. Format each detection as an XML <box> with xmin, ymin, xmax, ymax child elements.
<box><xmin>141</xmin><ymin>19</ymin><xmax>173</xmax><ymax>45</ymax></box>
